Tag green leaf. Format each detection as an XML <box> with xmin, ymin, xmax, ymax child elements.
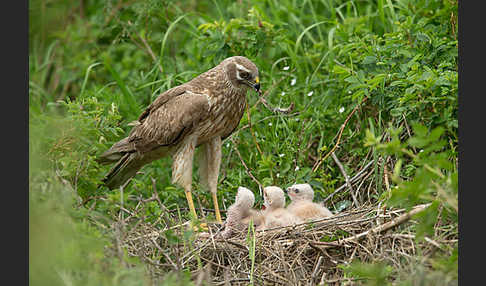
<box><xmin>335</xmin><ymin>200</ymin><xmax>352</xmax><ymax>212</ymax></box>
<box><xmin>362</xmin><ymin>55</ymin><xmax>377</xmax><ymax>65</ymax></box>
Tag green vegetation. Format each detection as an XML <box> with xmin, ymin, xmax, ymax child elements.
<box><xmin>29</xmin><ymin>0</ymin><xmax>457</xmax><ymax>285</ymax></box>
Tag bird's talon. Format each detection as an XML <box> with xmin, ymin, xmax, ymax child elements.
<box><xmin>190</xmin><ymin>221</ymin><xmax>209</xmax><ymax>232</ymax></box>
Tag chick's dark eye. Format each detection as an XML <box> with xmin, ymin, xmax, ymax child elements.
<box><xmin>294</xmin><ymin>189</ymin><xmax>300</xmax><ymax>193</ymax></box>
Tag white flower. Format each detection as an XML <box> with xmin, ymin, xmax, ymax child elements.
<box><xmin>295</xmin><ymin>166</ymin><xmax>300</xmax><ymax>171</ymax></box>
<box><xmin>268</xmin><ymin>122</ymin><xmax>272</xmax><ymax>126</ymax></box>
<box><xmin>276</xmin><ymin>173</ymin><xmax>280</xmax><ymax>178</ymax></box>
<box><xmin>281</xmin><ymin>91</ymin><xmax>286</xmax><ymax>96</ymax></box>
<box><xmin>339</xmin><ymin>107</ymin><xmax>345</xmax><ymax>113</ymax></box>
<box><xmin>348</xmin><ymin>90</ymin><xmax>352</xmax><ymax>94</ymax></box>
<box><xmin>279</xmin><ymin>153</ymin><xmax>285</xmax><ymax>157</ymax></box>
<box><xmin>226</xmin><ymin>143</ymin><xmax>230</xmax><ymax>148</ymax></box>
<box><xmin>283</xmin><ymin>66</ymin><xmax>290</xmax><ymax>71</ymax></box>
<box><xmin>307</xmin><ymin>91</ymin><xmax>314</xmax><ymax>97</ymax></box>
<box><xmin>291</xmin><ymin>78</ymin><xmax>296</xmax><ymax>86</ymax></box>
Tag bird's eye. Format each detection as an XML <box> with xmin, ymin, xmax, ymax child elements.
<box><xmin>294</xmin><ymin>189</ymin><xmax>300</xmax><ymax>193</ymax></box>
<box><xmin>239</xmin><ymin>70</ymin><xmax>250</xmax><ymax>79</ymax></box>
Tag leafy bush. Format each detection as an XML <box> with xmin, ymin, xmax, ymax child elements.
<box><xmin>29</xmin><ymin>0</ymin><xmax>457</xmax><ymax>284</ymax></box>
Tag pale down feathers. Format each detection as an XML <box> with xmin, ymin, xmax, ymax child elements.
<box><xmin>286</xmin><ymin>183</ymin><xmax>333</xmax><ymax>221</ymax></box>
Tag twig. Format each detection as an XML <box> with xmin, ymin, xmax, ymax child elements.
<box><xmin>149</xmin><ymin>238</ymin><xmax>178</xmax><ymax>270</ymax></box>
<box><xmin>113</xmin><ymin>222</ymin><xmax>128</xmax><ymax>267</ymax></box>
<box><xmin>254</xmin><ymin>208</ymin><xmax>374</xmax><ymax>233</ymax></box>
<box><xmin>311</xmin><ymin>203</ymin><xmax>431</xmax><ymax>250</ymax></box>
<box><xmin>402</xmin><ymin>114</ymin><xmax>417</xmax><ymax>153</ymax></box>
<box><xmin>331</xmin><ymin>152</ymin><xmax>359</xmax><ymax>207</ymax></box>
<box><xmin>383</xmin><ymin>158</ymin><xmax>391</xmax><ymax>192</ymax></box>
<box><xmin>166</xmin><ymin>207</ymin><xmax>227</xmax><ymax>214</ymax></box>
<box><xmin>150</xmin><ymin>178</ymin><xmax>175</xmax><ymax>228</ymax></box>
<box><xmin>104</xmin><ymin>0</ymin><xmax>137</xmax><ymax>25</ymax></box>
<box><xmin>251</xmin><ymin>75</ymin><xmax>291</xmax><ymax>112</ymax></box>
<box><xmin>312</xmin><ymin>96</ymin><xmax>368</xmax><ymax>172</ymax></box>
<box><xmin>311</xmin><ymin>256</ymin><xmax>324</xmax><ymax>282</ymax></box>
<box><xmin>260</xmin><ymin>97</ymin><xmax>294</xmax><ymax>114</ymax></box>
<box><xmin>226</xmin><ymin>111</ymin><xmax>300</xmax><ymax>140</ymax></box>
<box><xmin>323</xmin><ymin>160</ymin><xmax>374</xmax><ymax>203</ymax></box>
<box><xmin>119</xmin><ymin>185</ymin><xmax>124</xmax><ymax>221</ymax></box>
<box><xmin>138</xmin><ymin>33</ymin><xmax>164</xmax><ymax>74</ymax></box>
<box><xmin>230</xmin><ymin>137</ymin><xmax>263</xmax><ymax>191</ymax></box>
<box><xmin>79</xmin><ymin>195</ymin><xmax>107</xmax><ymax>207</ymax></box>
<box><xmin>246</xmin><ymin>98</ymin><xmax>263</xmax><ymax>156</ymax></box>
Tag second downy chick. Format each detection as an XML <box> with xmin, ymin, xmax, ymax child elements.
<box><xmin>259</xmin><ymin>186</ymin><xmax>302</xmax><ymax>230</ymax></box>
<box><xmin>286</xmin><ymin>183</ymin><xmax>333</xmax><ymax>221</ymax></box>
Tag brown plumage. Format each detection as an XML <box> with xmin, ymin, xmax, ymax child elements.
<box><xmin>286</xmin><ymin>183</ymin><xmax>333</xmax><ymax>221</ymax></box>
<box><xmin>97</xmin><ymin>56</ymin><xmax>260</xmax><ymax>223</ymax></box>
<box><xmin>258</xmin><ymin>186</ymin><xmax>302</xmax><ymax>230</ymax></box>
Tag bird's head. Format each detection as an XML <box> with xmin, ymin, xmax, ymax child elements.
<box><xmin>286</xmin><ymin>183</ymin><xmax>314</xmax><ymax>202</ymax></box>
<box><xmin>223</xmin><ymin>56</ymin><xmax>260</xmax><ymax>93</ymax></box>
<box><xmin>263</xmin><ymin>186</ymin><xmax>285</xmax><ymax>209</ymax></box>
<box><xmin>235</xmin><ymin>186</ymin><xmax>255</xmax><ymax>209</ymax></box>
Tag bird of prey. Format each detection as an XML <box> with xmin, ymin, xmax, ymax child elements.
<box><xmin>286</xmin><ymin>183</ymin><xmax>333</xmax><ymax>221</ymax></box>
<box><xmin>97</xmin><ymin>56</ymin><xmax>260</xmax><ymax>224</ymax></box>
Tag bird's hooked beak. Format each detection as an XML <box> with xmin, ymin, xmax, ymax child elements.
<box><xmin>253</xmin><ymin>76</ymin><xmax>260</xmax><ymax>92</ymax></box>
<box><xmin>245</xmin><ymin>76</ymin><xmax>260</xmax><ymax>93</ymax></box>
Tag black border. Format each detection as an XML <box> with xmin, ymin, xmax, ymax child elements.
<box><xmin>4</xmin><ymin>0</ymin><xmax>28</xmax><ymax>285</ymax></box>
<box><xmin>458</xmin><ymin>1</ymin><xmax>479</xmax><ymax>285</ymax></box>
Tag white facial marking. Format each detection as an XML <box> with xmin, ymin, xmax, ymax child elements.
<box><xmin>235</xmin><ymin>63</ymin><xmax>252</xmax><ymax>81</ymax></box>
<box><xmin>236</xmin><ymin>72</ymin><xmax>243</xmax><ymax>81</ymax></box>
<box><xmin>235</xmin><ymin>63</ymin><xmax>251</xmax><ymax>73</ymax></box>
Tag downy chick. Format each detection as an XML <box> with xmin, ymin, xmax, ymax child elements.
<box><xmin>286</xmin><ymin>183</ymin><xmax>333</xmax><ymax>221</ymax></box>
<box><xmin>259</xmin><ymin>186</ymin><xmax>302</xmax><ymax>230</ymax></box>
<box><xmin>219</xmin><ymin>186</ymin><xmax>262</xmax><ymax>239</ymax></box>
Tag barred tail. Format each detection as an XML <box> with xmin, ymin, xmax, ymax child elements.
<box><xmin>102</xmin><ymin>153</ymin><xmax>142</xmax><ymax>190</ymax></box>
<box><xmin>96</xmin><ymin>137</ymin><xmax>132</xmax><ymax>165</ymax></box>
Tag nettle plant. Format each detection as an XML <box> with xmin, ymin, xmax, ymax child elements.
<box><xmin>39</xmin><ymin>96</ymin><xmax>125</xmax><ymax>199</ymax></box>
<box><xmin>365</xmin><ymin>122</ymin><xmax>457</xmax><ymax>239</ymax></box>
<box><xmin>197</xmin><ymin>7</ymin><xmax>281</xmax><ymax>60</ymax></box>
<box><xmin>332</xmin><ymin>13</ymin><xmax>457</xmax><ymax>134</ymax></box>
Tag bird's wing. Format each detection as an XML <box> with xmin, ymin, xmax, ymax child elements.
<box><xmin>128</xmin><ymin>90</ymin><xmax>210</xmax><ymax>153</ymax></box>
<box><xmin>137</xmin><ymin>85</ymin><xmax>188</xmax><ymax>123</ymax></box>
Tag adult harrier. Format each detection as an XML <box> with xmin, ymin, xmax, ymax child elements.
<box><xmin>98</xmin><ymin>56</ymin><xmax>260</xmax><ymax>224</ymax></box>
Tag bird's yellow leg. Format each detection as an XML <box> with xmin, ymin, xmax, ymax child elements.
<box><xmin>184</xmin><ymin>188</ymin><xmax>208</xmax><ymax>231</ymax></box>
<box><xmin>212</xmin><ymin>191</ymin><xmax>223</xmax><ymax>224</ymax></box>
<box><xmin>184</xmin><ymin>190</ymin><xmax>198</xmax><ymax>220</ymax></box>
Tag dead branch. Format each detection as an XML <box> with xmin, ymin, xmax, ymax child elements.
<box><xmin>311</xmin><ymin>203</ymin><xmax>431</xmax><ymax>250</ymax></box>
<box><xmin>323</xmin><ymin>160</ymin><xmax>374</xmax><ymax>203</ymax></box>
<box><xmin>312</xmin><ymin>96</ymin><xmax>368</xmax><ymax>172</ymax></box>
<box><xmin>331</xmin><ymin>152</ymin><xmax>359</xmax><ymax>207</ymax></box>
<box><xmin>230</xmin><ymin>137</ymin><xmax>263</xmax><ymax>192</ymax></box>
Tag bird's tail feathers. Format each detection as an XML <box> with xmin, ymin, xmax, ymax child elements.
<box><xmin>97</xmin><ymin>137</ymin><xmax>132</xmax><ymax>165</ymax></box>
<box><xmin>102</xmin><ymin>153</ymin><xmax>142</xmax><ymax>190</ymax></box>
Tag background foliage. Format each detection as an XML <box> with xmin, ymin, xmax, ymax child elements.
<box><xmin>29</xmin><ymin>0</ymin><xmax>457</xmax><ymax>285</ymax></box>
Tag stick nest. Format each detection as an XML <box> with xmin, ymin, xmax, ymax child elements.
<box><xmin>104</xmin><ymin>200</ymin><xmax>451</xmax><ymax>285</ymax></box>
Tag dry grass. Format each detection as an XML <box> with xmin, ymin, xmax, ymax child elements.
<box><xmin>83</xmin><ymin>157</ymin><xmax>457</xmax><ymax>285</ymax></box>
<box><xmin>99</xmin><ymin>194</ymin><xmax>455</xmax><ymax>286</ymax></box>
